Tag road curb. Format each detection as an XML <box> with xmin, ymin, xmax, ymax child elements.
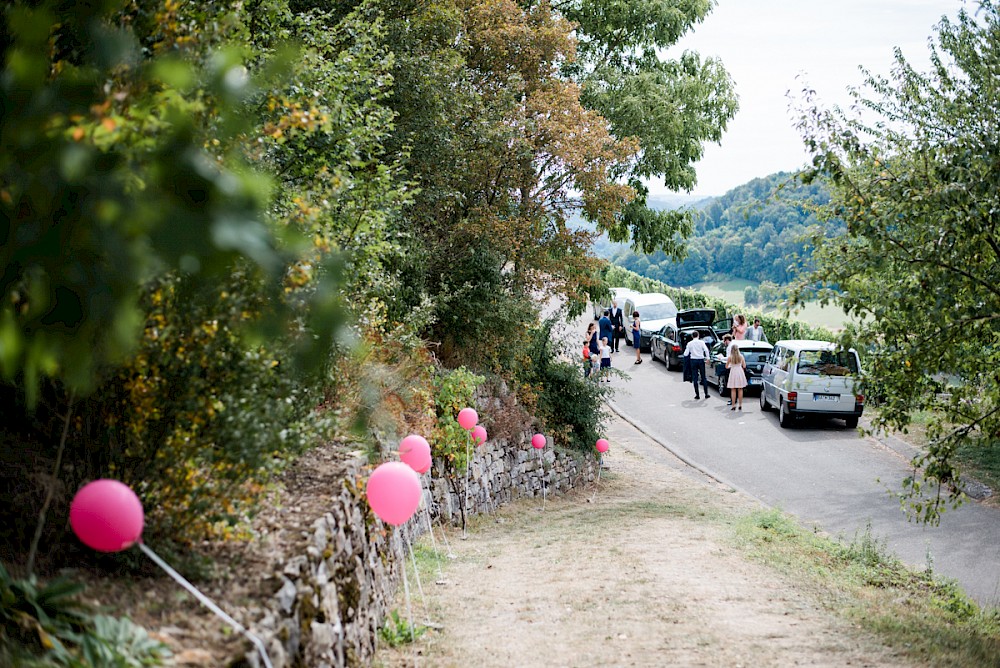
<box><xmin>607</xmin><ymin>399</ymin><xmax>758</xmax><ymax>500</ymax></box>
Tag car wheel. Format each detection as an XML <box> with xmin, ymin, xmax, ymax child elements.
<box><xmin>759</xmin><ymin>390</ymin><xmax>771</xmax><ymax>412</ymax></box>
<box><xmin>845</xmin><ymin>416</ymin><xmax>859</xmax><ymax>429</ymax></box>
<box><xmin>779</xmin><ymin>399</ymin><xmax>793</xmax><ymax>428</ymax></box>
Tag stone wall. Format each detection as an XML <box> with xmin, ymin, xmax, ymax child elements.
<box><xmin>244</xmin><ymin>436</ymin><xmax>597</xmax><ymax>667</ymax></box>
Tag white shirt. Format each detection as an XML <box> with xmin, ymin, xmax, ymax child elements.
<box><xmin>749</xmin><ymin>325</ymin><xmax>766</xmax><ymax>342</ymax></box>
<box><xmin>684</xmin><ymin>338</ymin><xmax>710</xmax><ymax>360</ymax></box>
<box><xmin>600</xmin><ymin>343</ymin><xmax>611</xmax><ymax>360</ymax></box>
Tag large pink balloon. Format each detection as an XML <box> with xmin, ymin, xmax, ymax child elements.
<box><xmin>531</xmin><ymin>433</ymin><xmax>546</xmax><ymax>449</ymax></box>
<box><xmin>457</xmin><ymin>407</ymin><xmax>478</xmax><ymax>431</ymax></box>
<box><xmin>471</xmin><ymin>425</ymin><xmax>488</xmax><ymax>446</ymax></box>
<box><xmin>70</xmin><ymin>480</ymin><xmax>145</xmax><ymax>552</ymax></box>
<box><xmin>596</xmin><ymin>438</ymin><xmax>610</xmax><ymax>453</ymax></box>
<box><xmin>366</xmin><ymin>462</ymin><xmax>422</xmax><ymax>526</ymax></box>
<box><xmin>399</xmin><ymin>434</ymin><xmax>432</xmax><ymax>474</ymax></box>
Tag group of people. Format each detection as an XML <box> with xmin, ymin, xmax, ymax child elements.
<box><xmin>583</xmin><ymin>300</ymin><xmax>639</xmax><ymax>381</ymax></box>
<box><xmin>682</xmin><ymin>314</ymin><xmax>766</xmax><ymax>409</ymax></box>
<box><xmin>582</xmin><ymin>302</ymin><xmax>769</xmax><ymax>410</ymax></box>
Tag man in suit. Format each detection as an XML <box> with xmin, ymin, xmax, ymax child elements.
<box><xmin>609</xmin><ymin>300</ymin><xmax>624</xmax><ymax>352</ymax></box>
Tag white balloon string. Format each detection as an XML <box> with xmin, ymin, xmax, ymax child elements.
<box><xmin>539</xmin><ymin>448</ymin><xmax>546</xmax><ymax>511</ymax></box>
<box><xmin>462</xmin><ymin>431</ymin><xmax>472</xmax><ymax>539</ymax></box>
<box><xmin>420</xmin><ymin>504</ymin><xmax>446</xmax><ymax>581</ymax></box>
<box><xmin>590</xmin><ymin>453</ymin><xmax>604</xmax><ymax>503</ymax></box>
<box><xmin>407</xmin><ymin>533</ymin><xmax>426</xmax><ymax>606</ymax></box>
<box><xmin>138</xmin><ymin>543</ymin><xmax>273</xmax><ymax>668</ymax></box>
<box><xmin>401</xmin><ymin>547</ymin><xmax>418</xmax><ymax>668</ymax></box>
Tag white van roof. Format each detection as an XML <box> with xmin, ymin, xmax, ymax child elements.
<box><xmin>627</xmin><ymin>292</ymin><xmax>675</xmax><ymax>307</ymax></box>
<box><xmin>773</xmin><ymin>339</ymin><xmax>851</xmax><ymax>352</ymax></box>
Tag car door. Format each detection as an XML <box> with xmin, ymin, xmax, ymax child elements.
<box><xmin>761</xmin><ymin>346</ymin><xmax>781</xmax><ymax>403</ymax></box>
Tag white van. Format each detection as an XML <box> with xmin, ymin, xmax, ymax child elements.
<box><xmin>622</xmin><ymin>293</ymin><xmax>678</xmax><ymax>351</ymax></box>
<box><xmin>592</xmin><ymin>287</ymin><xmax>639</xmax><ymax>320</ymax></box>
<box><xmin>759</xmin><ymin>340</ymin><xmax>864</xmax><ymax>428</ymax></box>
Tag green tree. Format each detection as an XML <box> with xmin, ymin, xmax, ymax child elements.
<box><xmin>557</xmin><ymin>0</ymin><xmax>739</xmax><ymax>255</ymax></box>
<box><xmin>794</xmin><ymin>1</ymin><xmax>1000</xmax><ymax>523</ymax></box>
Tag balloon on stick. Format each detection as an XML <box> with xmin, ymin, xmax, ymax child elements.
<box><xmin>70</xmin><ymin>479</ymin><xmax>144</xmax><ymax>552</ymax></box>
<box><xmin>457</xmin><ymin>407</ymin><xmax>478</xmax><ymax>430</ymax></box>
<box><xmin>399</xmin><ymin>434</ymin><xmax>432</xmax><ymax>474</ymax></box>
<box><xmin>596</xmin><ymin>438</ymin><xmax>610</xmax><ymax>453</ymax></box>
<box><xmin>69</xmin><ymin>481</ymin><xmax>275</xmax><ymax>668</ymax></box>
<box><xmin>531</xmin><ymin>433</ymin><xmax>546</xmax><ymax>449</ymax></box>
<box><xmin>471</xmin><ymin>425</ymin><xmax>488</xmax><ymax>446</ymax></box>
<box><xmin>366</xmin><ymin>462</ymin><xmax>422</xmax><ymax>526</ymax></box>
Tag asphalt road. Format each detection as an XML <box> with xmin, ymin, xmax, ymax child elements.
<box><xmin>600</xmin><ymin>343</ymin><xmax>1000</xmax><ymax>606</ymax></box>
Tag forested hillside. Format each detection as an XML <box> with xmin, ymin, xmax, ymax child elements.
<box><xmin>604</xmin><ymin>172</ymin><xmax>838</xmax><ymax>286</ymax></box>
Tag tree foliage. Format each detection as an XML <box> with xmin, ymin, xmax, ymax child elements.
<box><xmin>794</xmin><ymin>1</ymin><xmax>1000</xmax><ymax>523</ymax></box>
<box><xmin>559</xmin><ymin>0</ymin><xmax>739</xmax><ymax>256</ymax></box>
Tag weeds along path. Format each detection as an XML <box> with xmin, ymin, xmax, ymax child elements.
<box><xmin>377</xmin><ymin>415</ymin><xmax>917</xmax><ymax>668</ymax></box>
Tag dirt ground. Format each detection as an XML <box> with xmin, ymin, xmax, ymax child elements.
<box><xmin>376</xmin><ymin>414</ymin><xmax>918</xmax><ymax>668</ymax></box>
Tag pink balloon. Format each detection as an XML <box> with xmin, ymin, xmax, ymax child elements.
<box><xmin>399</xmin><ymin>434</ymin><xmax>432</xmax><ymax>474</ymax></box>
<box><xmin>531</xmin><ymin>433</ymin><xmax>546</xmax><ymax>449</ymax></box>
<box><xmin>472</xmin><ymin>425</ymin><xmax>488</xmax><ymax>446</ymax></box>
<box><xmin>70</xmin><ymin>480</ymin><xmax>145</xmax><ymax>552</ymax></box>
<box><xmin>596</xmin><ymin>438</ymin><xmax>610</xmax><ymax>453</ymax></box>
<box><xmin>366</xmin><ymin>462</ymin><xmax>422</xmax><ymax>526</ymax></box>
<box><xmin>457</xmin><ymin>407</ymin><xmax>478</xmax><ymax>431</ymax></box>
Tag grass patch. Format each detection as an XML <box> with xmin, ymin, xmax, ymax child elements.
<box><xmin>733</xmin><ymin>509</ymin><xmax>1000</xmax><ymax>666</ymax></box>
<box><xmin>954</xmin><ymin>437</ymin><xmax>1000</xmax><ymax>497</ymax></box>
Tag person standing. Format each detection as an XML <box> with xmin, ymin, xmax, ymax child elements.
<box><xmin>631</xmin><ymin>311</ymin><xmax>642</xmax><ymax>364</ymax></box>
<box><xmin>587</xmin><ymin>322</ymin><xmax>601</xmax><ymax>378</ymax></box>
<box><xmin>599</xmin><ymin>337</ymin><xmax>612</xmax><ymax>382</ymax></box>
<box><xmin>598</xmin><ymin>309</ymin><xmax>614</xmax><ymax>356</ymax></box>
<box><xmin>726</xmin><ymin>344</ymin><xmax>748</xmax><ymax>410</ymax></box>
<box><xmin>748</xmin><ymin>318</ymin><xmax>767</xmax><ymax>343</ymax></box>
<box><xmin>683</xmin><ymin>330</ymin><xmax>710</xmax><ymax>399</ymax></box>
<box><xmin>720</xmin><ymin>333</ymin><xmax>735</xmax><ymax>405</ymax></box>
<box><xmin>732</xmin><ymin>314</ymin><xmax>748</xmax><ymax>340</ymax></box>
<box><xmin>609</xmin><ymin>300</ymin><xmax>624</xmax><ymax>352</ymax></box>
<box><xmin>582</xmin><ymin>332</ymin><xmax>594</xmax><ymax>378</ymax></box>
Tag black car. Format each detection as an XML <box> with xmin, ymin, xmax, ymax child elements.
<box><xmin>705</xmin><ymin>340</ymin><xmax>774</xmax><ymax>395</ymax></box>
<box><xmin>649</xmin><ymin>308</ymin><xmax>720</xmax><ymax>370</ymax></box>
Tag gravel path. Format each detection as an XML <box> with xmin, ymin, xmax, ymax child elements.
<box><xmin>376</xmin><ymin>415</ymin><xmax>917</xmax><ymax>668</ymax></box>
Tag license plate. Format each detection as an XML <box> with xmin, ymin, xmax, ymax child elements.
<box><xmin>813</xmin><ymin>394</ymin><xmax>839</xmax><ymax>402</ymax></box>
<box><xmin>749</xmin><ymin>378</ymin><xmax>761</xmax><ymax>385</ymax></box>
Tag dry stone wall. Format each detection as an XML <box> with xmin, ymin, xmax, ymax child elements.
<box><xmin>244</xmin><ymin>434</ymin><xmax>597</xmax><ymax>667</ymax></box>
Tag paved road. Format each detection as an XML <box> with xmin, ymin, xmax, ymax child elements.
<box><xmin>601</xmin><ymin>344</ymin><xmax>1000</xmax><ymax>606</ymax></box>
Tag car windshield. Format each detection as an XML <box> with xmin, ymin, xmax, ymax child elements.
<box><xmin>640</xmin><ymin>303</ymin><xmax>677</xmax><ymax>320</ymax></box>
<box><xmin>796</xmin><ymin>350</ymin><xmax>859</xmax><ymax>376</ymax></box>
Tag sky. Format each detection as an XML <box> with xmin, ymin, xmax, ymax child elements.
<box><xmin>651</xmin><ymin>0</ymin><xmax>969</xmax><ymax>198</ymax></box>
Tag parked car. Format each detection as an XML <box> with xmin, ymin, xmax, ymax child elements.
<box><xmin>649</xmin><ymin>308</ymin><xmax>720</xmax><ymax>369</ymax></box>
<box><xmin>592</xmin><ymin>287</ymin><xmax>639</xmax><ymax>320</ymax></box>
<box><xmin>622</xmin><ymin>293</ymin><xmax>678</xmax><ymax>351</ymax></box>
<box><xmin>705</xmin><ymin>340</ymin><xmax>773</xmax><ymax>395</ymax></box>
<box><xmin>759</xmin><ymin>340</ymin><xmax>865</xmax><ymax>428</ymax></box>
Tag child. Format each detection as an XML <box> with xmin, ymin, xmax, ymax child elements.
<box><xmin>599</xmin><ymin>337</ymin><xmax>612</xmax><ymax>382</ymax></box>
<box><xmin>582</xmin><ymin>337</ymin><xmax>593</xmax><ymax>377</ymax></box>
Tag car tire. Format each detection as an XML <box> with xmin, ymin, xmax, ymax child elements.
<box><xmin>759</xmin><ymin>390</ymin><xmax>771</xmax><ymax>412</ymax></box>
<box><xmin>845</xmin><ymin>416</ymin><xmax>859</xmax><ymax>429</ymax></box>
<box><xmin>779</xmin><ymin>399</ymin><xmax>793</xmax><ymax>428</ymax></box>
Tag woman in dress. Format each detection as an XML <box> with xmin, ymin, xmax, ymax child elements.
<box><xmin>732</xmin><ymin>313</ymin><xmax>748</xmax><ymax>340</ymax></box>
<box><xmin>631</xmin><ymin>311</ymin><xmax>642</xmax><ymax>364</ymax></box>
<box><xmin>726</xmin><ymin>344</ymin><xmax>748</xmax><ymax>410</ymax></box>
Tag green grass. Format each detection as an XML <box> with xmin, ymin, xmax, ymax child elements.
<box><xmin>733</xmin><ymin>509</ymin><xmax>1000</xmax><ymax>666</ymax></box>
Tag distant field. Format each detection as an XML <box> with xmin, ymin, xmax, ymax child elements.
<box><xmin>690</xmin><ymin>280</ymin><xmax>854</xmax><ymax>332</ymax></box>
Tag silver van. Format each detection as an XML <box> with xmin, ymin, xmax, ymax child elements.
<box><xmin>759</xmin><ymin>340</ymin><xmax>864</xmax><ymax>428</ymax></box>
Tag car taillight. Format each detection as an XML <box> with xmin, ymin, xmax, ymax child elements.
<box><xmin>671</xmin><ymin>345</ymin><xmax>681</xmax><ymax>353</ymax></box>
<box><xmin>855</xmin><ymin>394</ymin><xmax>864</xmax><ymax>407</ymax></box>
<box><xmin>787</xmin><ymin>391</ymin><xmax>797</xmax><ymax>409</ymax></box>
